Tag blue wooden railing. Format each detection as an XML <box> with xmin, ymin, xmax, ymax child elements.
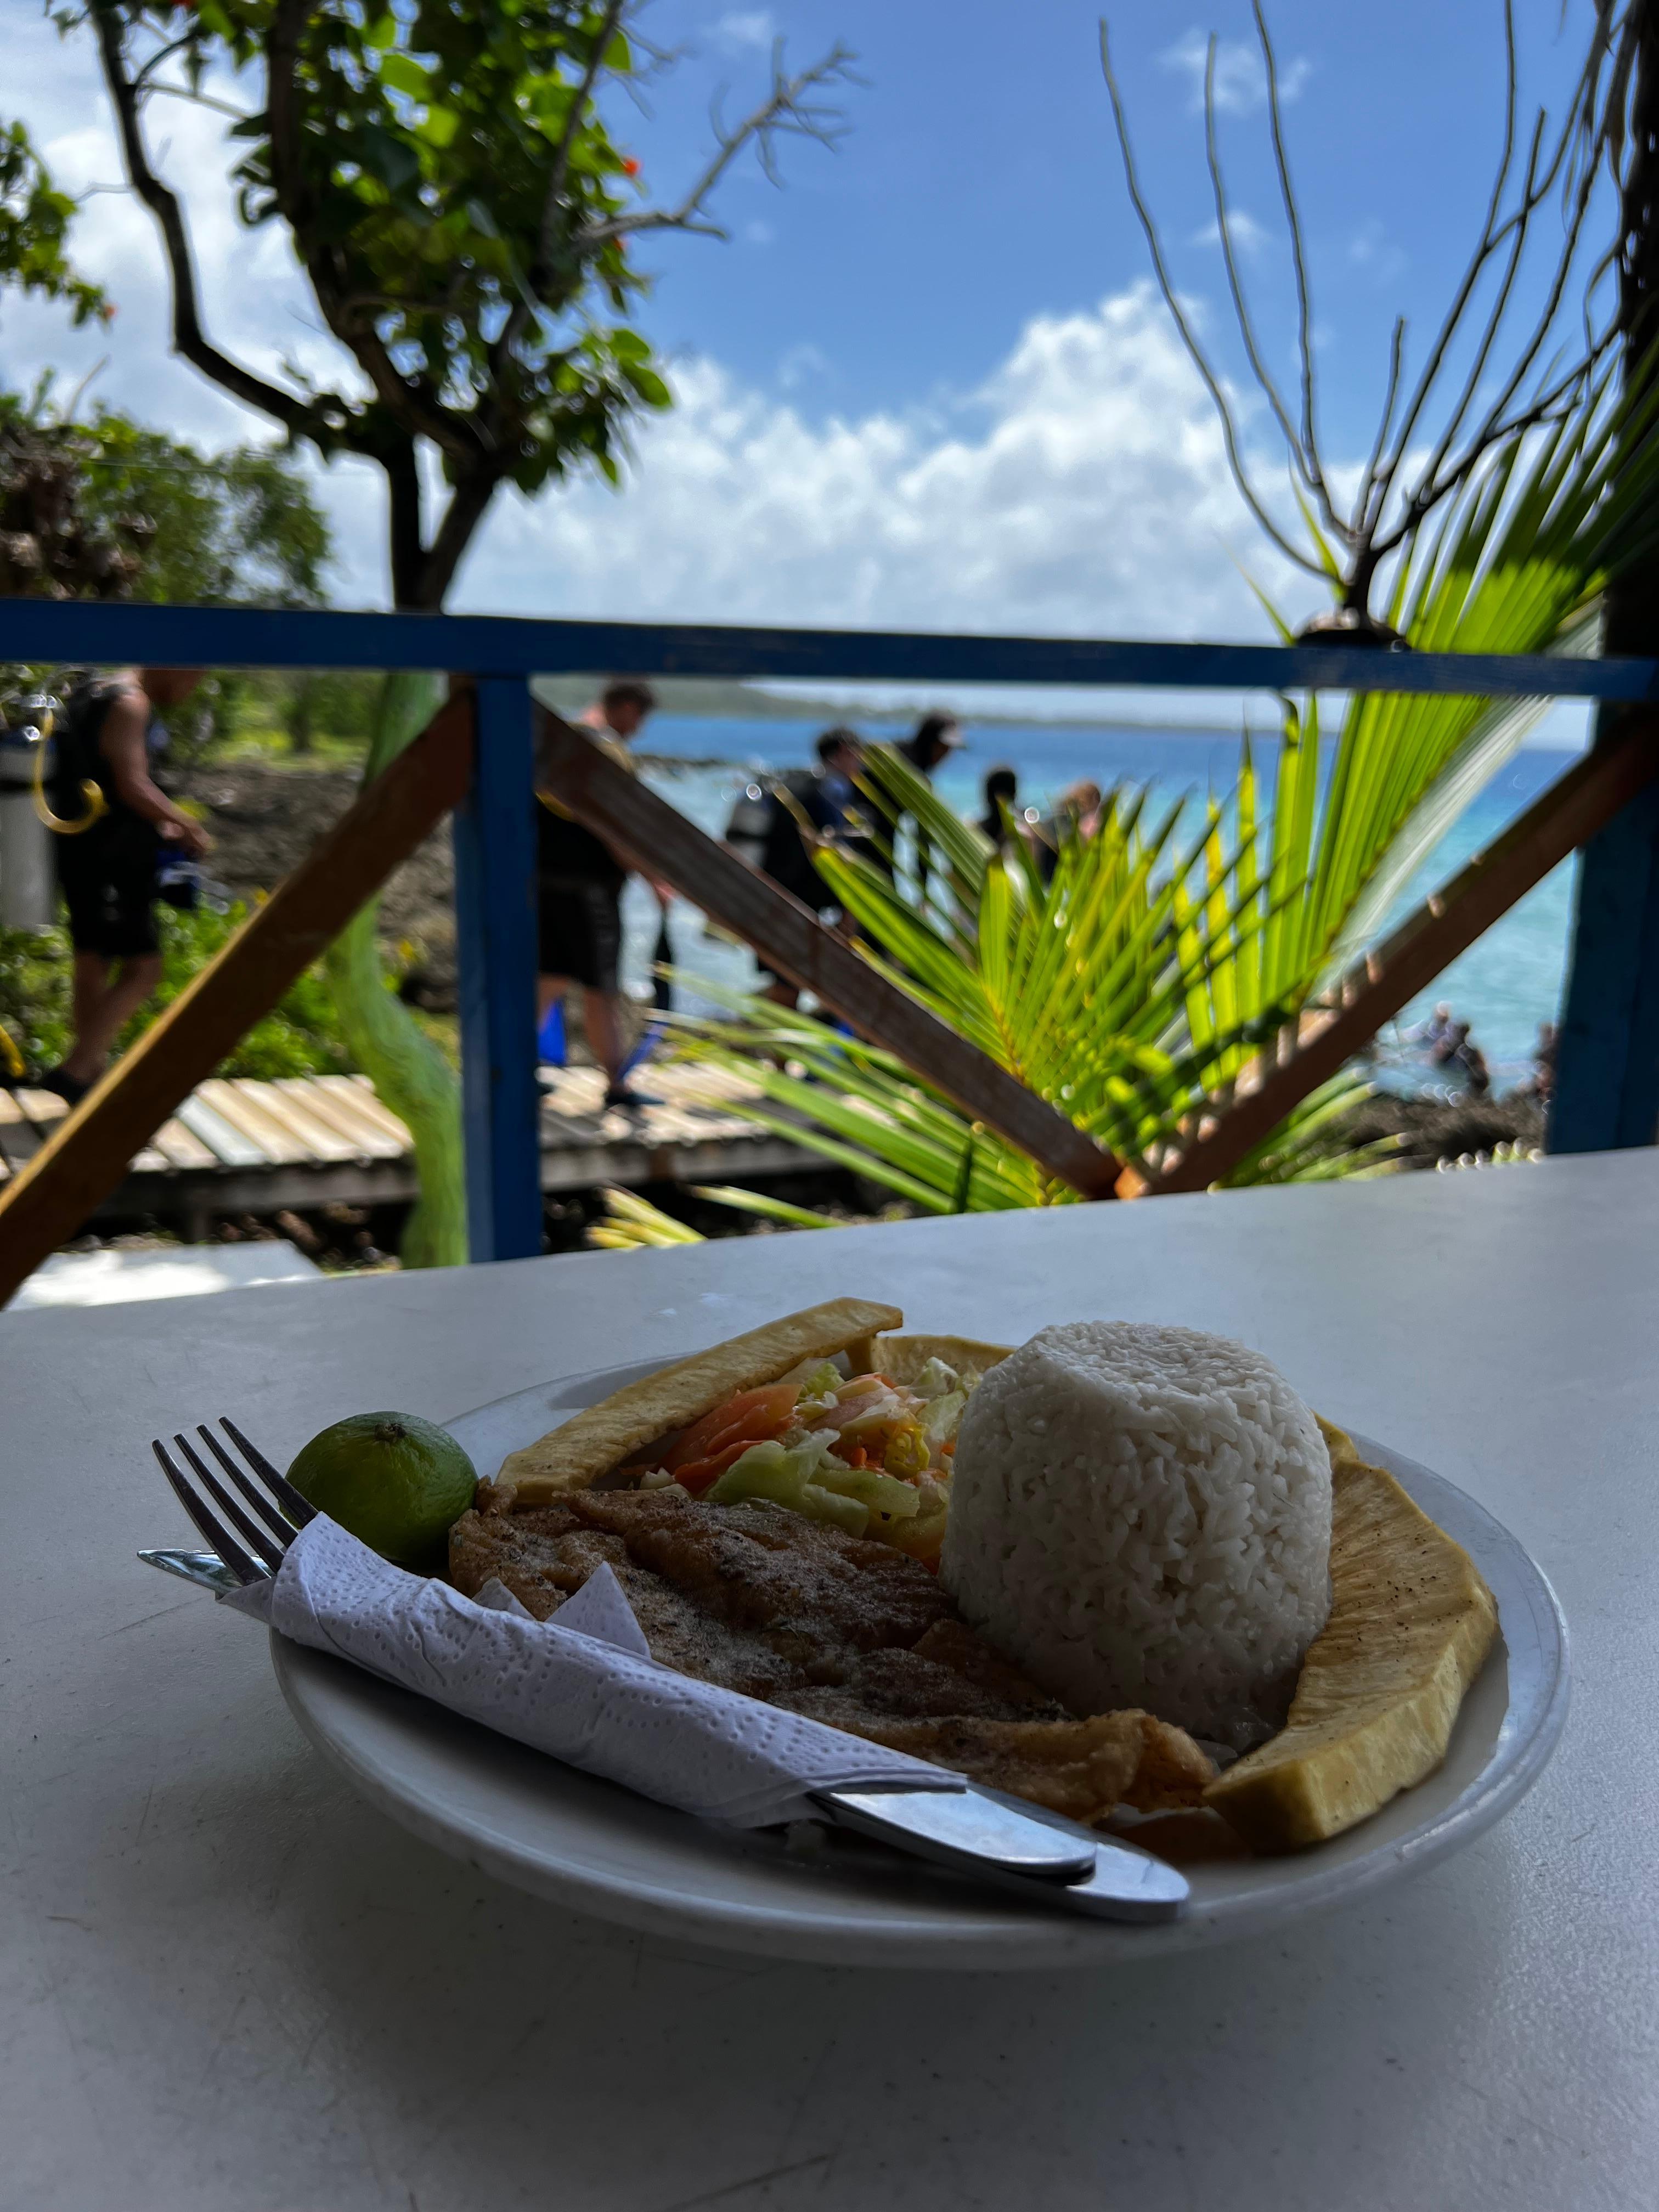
<box><xmin>3</xmin><ymin>598</ymin><xmax>1655</xmax><ymax>1257</ymax></box>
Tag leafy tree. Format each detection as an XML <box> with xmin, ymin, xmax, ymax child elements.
<box><xmin>60</xmin><ymin>2</ymin><xmax>849</xmax><ymax>611</ymax></box>
<box><xmin>0</xmin><ymin>117</ymin><xmax>112</xmax><ymax>329</ymax></box>
<box><xmin>22</xmin><ymin>1</ymin><xmax>850</xmax><ymax>1266</ymax></box>
<box><xmin>77</xmin><ymin>415</ymin><xmax>329</xmax><ymax>610</ymax></box>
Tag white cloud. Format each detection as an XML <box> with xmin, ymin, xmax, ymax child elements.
<box><xmin>1161</xmin><ymin>30</ymin><xmax>1310</xmax><ymax>116</ymax></box>
<box><xmin>1</xmin><ymin>9</ymin><xmax>1316</xmax><ymax>646</ymax></box>
<box><xmin>452</xmin><ymin>285</ymin><xmax>1311</xmax><ymax>641</ymax></box>
<box><xmin>1348</xmin><ymin>218</ymin><xmax>1408</xmax><ymax>284</ymax></box>
<box><xmin>1191</xmin><ymin>208</ymin><xmax>1272</xmax><ymax>259</ymax></box>
<box><xmin>713</xmin><ymin>11</ymin><xmax>775</xmax><ymax>54</ymax></box>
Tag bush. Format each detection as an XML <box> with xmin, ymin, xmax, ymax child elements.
<box><xmin>2</xmin><ymin>902</ymin><xmax>363</xmax><ymax>1081</ymax></box>
<box><xmin>0</xmin><ymin>924</ymin><xmax>69</xmax><ymax>1071</ymax></box>
<box><xmin>115</xmin><ymin>899</ymin><xmax>360</xmax><ymax>1078</ymax></box>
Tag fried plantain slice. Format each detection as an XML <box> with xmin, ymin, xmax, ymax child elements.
<box><xmin>1203</xmin><ymin>1419</ymin><xmax>1498</xmax><ymax>1852</ymax></box>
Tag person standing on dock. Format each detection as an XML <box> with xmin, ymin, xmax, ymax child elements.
<box><xmin>534</xmin><ymin>679</ymin><xmax>664</xmax><ymax>1109</ymax></box>
<box><xmin>36</xmin><ymin>666</ymin><xmax>207</xmax><ymax>1105</ymax></box>
<box><xmin>752</xmin><ymin>727</ymin><xmax>868</xmax><ymax>1009</ymax></box>
<box><xmin>976</xmin><ymin>764</ymin><xmax>1020</xmax><ymax>852</ymax></box>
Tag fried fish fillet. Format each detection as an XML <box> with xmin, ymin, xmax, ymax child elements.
<box><xmin>449</xmin><ymin>1487</ymin><xmax>1210</xmax><ymax>1823</ymax></box>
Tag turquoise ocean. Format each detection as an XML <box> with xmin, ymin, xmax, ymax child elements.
<box><xmin>623</xmin><ymin>716</ymin><xmax>1578</xmax><ymax>1094</ymax></box>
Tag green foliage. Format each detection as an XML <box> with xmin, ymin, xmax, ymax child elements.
<box><xmin>76</xmin><ymin>411</ymin><xmax>330</xmax><ymax>609</ymax></box>
<box><xmin>0</xmin><ymin>924</ymin><xmax>70</xmax><ymax>1071</ymax></box>
<box><xmin>664</xmin><ymin>370</ymin><xmax>1659</xmax><ymax>1220</ymax></box>
<box><xmin>0</xmin><ymin>904</ymin><xmax>357</xmax><ymax>1080</ymax></box>
<box><xmin>213</xmin><ymin>0</ymin><xmax>668</xmax><ymax>492</ymax></box>
<box><xmin>36</xmin><ymin>4</ymin><xmax>845</xmax><ymax>608</ymax></box>
<box><xmin>0</xmin><ymin>117</ymin><xmax>109</xmax><ymax>326</ymax></box>
<box><xmin>321</xmin><ymin>670</ymin><xmax>467</xmax><ymax>1268</ymax></box>
<box><xmin>222</xmin><ymin>667</ymin><xmax>382</xmax><ymax>757</ymax></box>
<box><xmin>2</xmin><ymin>377</ymin><xmax>339</xmax><ymax>755</ymax></box>
<box><xmin>114</xmin><ymin>899</ymin><xmax>357</xmax><ymax>1077</ymax></box>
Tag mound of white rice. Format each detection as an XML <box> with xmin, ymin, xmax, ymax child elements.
<box><xmin>940</xmin><ymin>1322</ymin><xmax>1331</xmax><ymax>1750</ymax></box>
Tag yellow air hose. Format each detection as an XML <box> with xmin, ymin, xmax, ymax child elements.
<box><xmin>30</xmin><ymin>701</ymin><xmax>108</xmax><ymax>835</ymax></box>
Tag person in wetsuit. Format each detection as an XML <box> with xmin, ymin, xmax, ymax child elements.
<box><xmin>753</xmin><ymin>727</ymin><xmax>870</xmax><ymax>1009</ymax></box>
<box><xmin>534</xmin><ymin>678</ymin><xmax>665</xmax><ymax>1107</ymax></box>
<box><xmin>39</xmin><ymin>665</ymin><xmax>206</xmax><ymax>1103</ymax></box>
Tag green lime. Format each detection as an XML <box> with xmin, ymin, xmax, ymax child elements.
<box><xmin>287</xmin><ymin>1412</ymin><xmax>477</xmax><ymax>1572</ymax></box>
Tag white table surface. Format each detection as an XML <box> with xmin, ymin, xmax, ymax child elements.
<box><xmin>4</xmin><ymin>1154</ymin><xmax>1656</xmax><ymax>2212</ymax></box>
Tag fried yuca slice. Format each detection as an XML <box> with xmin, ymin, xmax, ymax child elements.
<box><xmin>498</xmin><ymin>1296</ymin><xmax>902</xmax><ymax>1500</ymax></box>
<box><xmin>870</xmin><ymin>1333</ymin><xmax>1015</xmax><ymax>1389</ymax></box>
<box><xmin>1204</xmin><ymin>1419</ymin><xmax>1498</xmax><ymax>1852</ymax></box>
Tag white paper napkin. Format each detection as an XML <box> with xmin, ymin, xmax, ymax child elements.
<box><xmin>227</xmin><ymin>1514</ymin><xmax>961</xmax><ymax>1827</ymax></box>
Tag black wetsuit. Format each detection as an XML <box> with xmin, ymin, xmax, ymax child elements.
<box><xmin>48</xmin><ymin>678</ymin><xmax>167</xmax><ymax>958</ymax></box>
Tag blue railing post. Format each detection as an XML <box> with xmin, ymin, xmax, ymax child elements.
<box><xmin>1550</xmin><ymin>766</ymin><xmax>1659</xmax><ymax>1152</ymax></box>
<box><xmin>452</xmin><ymin>674</ymin><xmax>542</xmax><ymax>1261</ymax></box>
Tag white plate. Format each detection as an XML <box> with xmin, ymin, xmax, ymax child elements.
<box><xmin>272</xmin><ymin>1361</ymin><xmax>1570</xmax><ymax>1971</ymax></box>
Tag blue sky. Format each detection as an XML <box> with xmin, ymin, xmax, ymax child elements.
<box><xmin>617</xmin><ymin>2</ymin><xmax>1601</xmax><ymax>450</ymax></box>
<box><xmin>0</xmin><ymin>0</ymin><xmax>1611</xmax><ymax>732</ymax></box>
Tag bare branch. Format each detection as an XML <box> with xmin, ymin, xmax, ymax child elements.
<box><xmin>1357</xmin><ymin>315</ymin><xmax>1407</xmax><ymax>515</ymax></box>
<box><xmin>1253</xmin><ymin>1</ymin><xmax>1321</xmax><ymax>478</ymax></box>
<box><xmin>1406</xmin><ymin>112</ymin><xmax>1552</xmax><ymax>507</ymax></box>
<box><xmin>130</xmin><ymin>35</ymin><xmax>195</xmax><ymax>95</ymax></box>
<box><xmin>575</xmin><ymin>41</ymin><xmax>856</xmax><ymax>254</ymax></box>
<box><xmin>138</xmin><ymin>80</ymin><xmax>255</xmax><ymax>126</ymax></box>
<box><xmin>1098</xmin><ymin>20</ymin><xmax>1323</xmax><ymax>579</ymax></box>
<box><xmin>1368</xmin><ymin>0</ymin><xmax>1525</xmax><ymax>521</ymax></box>
<box><xmin>1200</xmin><ymin>35</ymin><xmax>1329</xmax><ymax>517</ymax></box>
<box><xmin>92</xmin><ymin>5</ymin><xmax>324</xmax><ymax>439</ymax></box>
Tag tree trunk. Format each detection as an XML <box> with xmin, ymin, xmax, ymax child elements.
<box><xmin>1551</xmin><ymin>7</ymin><xmax>1659</xmax><ymax>1153</ymax></box>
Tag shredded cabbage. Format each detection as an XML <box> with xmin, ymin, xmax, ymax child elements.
<box><xmin>921</xmin><ymin>1390</ymin><xmax>967</xmax><ymax>1446</ymax></box>
<box><xmin>912</xmin><ymin>1357</ymin><xmax>963</xmax><ymax>1401</ymax></box>
<box><xmin>799</xmin><ymin>1484</ymin><xmax>868</xmax><ymax>1536</ymax></box>
<box><xmin>815</xmin><ymin>1462</ymin><xmax>922</xmax><ymax>1518</ymax></box>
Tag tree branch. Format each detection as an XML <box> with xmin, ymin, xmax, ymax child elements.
<box><xmin>1201</xmin><ymin>35</ymin><xmax>1328</xmax><ymax>517</ymax></box>
<box><xmin>1367</xmin><ymin>0</ymin><xmax>1526</xmax><ymax>525</ymax></box>
<box><xmin>92</xmin><ymin>4</ymin><xmax>323</xmax><ymax>439</ymax></box>
<box><xmin>538</xmin><ymin>0</ymin><xmax>628</xmax><ymax>278</ymax></box>
<box><xmin>575</xmin><ymin>41</ymin><xmax>855</xmax><ymax>253</ymax></box>
<box><xmin>263</xmin><ymin>0</ymin><xmax>483</xmax><ymax>470</ymax></box>
<box><xmin>1254</xmin><ymin>1</ymin><xmax>1322</xmax><ymax>482</ymax></box>
<box><xmin>1098</xmin><ymin>20</ymin><xmax>1323</xmax><ymax>579</ymax></box>
<box><xmin>416</xmin><ymin>464</ymin><xmax>503</xmax><ymax>611</ymax></box>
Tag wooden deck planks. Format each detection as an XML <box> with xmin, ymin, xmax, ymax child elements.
<box><xmin>146</xmin><ymin>1117</ymin><xmax>221</xmax><ymax>1171</ymax></box>
<box><xmin>14</xmin><ymin>1056</ymin><xmax>806</xmax><ymax>1229</ymax></box>
<box><xmin>323</xmin><ymin>1075</ymin><xmax>414</xmax><ymax>1147</ymax></box>
<box><xmin>273</xmin><ymin>1077</ymin><xmax>405</xmax><ymax>1160</ymax></box>
<box><xmin>230</xmin><ymin>1079</ymin><xmax>362</xmax><ymax>1163</ymax></box>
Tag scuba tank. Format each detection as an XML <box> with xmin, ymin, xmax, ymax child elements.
<box><xmin>723</xmin><ymin>777</ymin><xmax>772</xmax><ymax>870</ymax></box>
<box><xmin>0</xmin><ymin>689</ymin><xmax>75</xmax><ymax>928</ymax></box>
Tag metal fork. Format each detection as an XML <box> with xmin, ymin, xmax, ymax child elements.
<box><xmin>142</xmin><ymin>1419</ymin><xmax>315</xmax><ymax>1593</ymax></box>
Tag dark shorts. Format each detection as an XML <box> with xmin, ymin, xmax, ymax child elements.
<box><xmin>55</xmin><ymin>832</ymin><xmax>161</xmax><ymax>958</ymax></box>
<box><xmin>538</xmin><ymin>875</ymin><xmax>622</xmax><ymax>992</ymax></box>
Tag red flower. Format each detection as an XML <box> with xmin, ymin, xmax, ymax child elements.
<box><xmin>622</xmin><ymin>156</ymin><xmax>640</xmax><ymax>177</ymax></box>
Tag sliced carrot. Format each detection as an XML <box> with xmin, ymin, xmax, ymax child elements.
<box><xmin>672</xmin><ymin>1438</ymin><xmax>769</xmax><ymax>1496</ymax></box>
<box><xmin>664</xmin><ymin>1383</ymin><xmax>799</xmax><ymax>1472</ymax></box>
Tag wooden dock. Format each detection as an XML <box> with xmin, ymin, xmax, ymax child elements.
<box><xmin>0</xmin><ymin>1063</ymin><xmax>806</xmax><ymax>1238</ymax></box>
